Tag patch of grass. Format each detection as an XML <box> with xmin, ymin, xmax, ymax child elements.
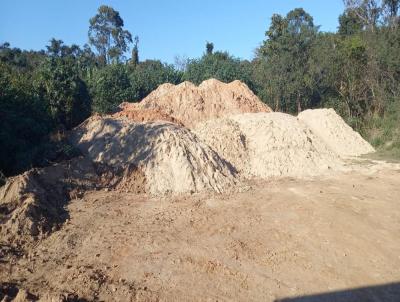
<box><xmin>363</xmin><ymin>101</ymin><xmax>400</xmax><ymax>160</ymax></box>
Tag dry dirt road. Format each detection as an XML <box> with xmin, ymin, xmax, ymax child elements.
<box><xmin>1</xmin><ymin>161</ymin><xmax>400</xmax><ymax>301</ymax></box>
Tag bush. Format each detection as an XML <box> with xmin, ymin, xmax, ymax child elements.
<box><xmin>0</xmin><ymin>62</ymin><xmax>54</xmax><ymax>176</ymax></box>
<box><xmin>90</xmin><ymin>64</ymin><xmax>137</xmax><ymax>113</ymax></box>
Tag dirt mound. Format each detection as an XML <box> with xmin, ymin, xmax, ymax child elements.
<box><xmin>0</xmin><ymin>157</ymin><xmax>100</xmax><ymax>247</ymax></box>
<box><xmin>0</xmin><ymin>155</ymin><xmax>150</xmax><ymax>248</ymax></box>
<box><xmin>131</xmin><ymin>79</ymin><xmax>272</xmax><ymax>128</ymax></box>
<box><xmin>194</xmin><ymin>112</ymin><xmax>344</xmax><ymax>179</ymax></box>
<box><xmin>113</xmin><ymin>105</ymin><xmax>184</xmax><ymax>126</ymax></box>
<box><xmin>70</xmin><ymin>116</ymin><xmax>237</xmax><ymax>195</ymax></box>
<box><xmin>298</xmin><ymin>108</ymin><xmax>375</xmax><ymax>157</ymax></box>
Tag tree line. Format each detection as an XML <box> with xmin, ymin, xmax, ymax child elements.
<box><xmin>1</xmin><ymin>1</ymin><xmax>400</xmax><ymax>180</ymax></box>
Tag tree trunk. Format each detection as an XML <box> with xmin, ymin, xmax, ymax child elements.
<box><xmin>296</xmin><ymin>93</ymin><xmax>302</xmax><ymax>113</ymax></box>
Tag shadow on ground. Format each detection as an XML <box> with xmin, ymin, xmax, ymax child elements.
<box><xmin>276</xmin><ymin>282</ymin><xmax>400</xmax><ymax>302</ymax></box>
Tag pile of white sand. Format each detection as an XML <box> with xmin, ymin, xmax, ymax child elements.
<box><xmin>298</xmin><ymin>109</ymin><xmax>375</xmax><ymax>157</ymax></box>
<box><xmin>194</xmin><ymin>112</ymin><xmax>344</xmax><ymax>179</ymax></box>
<box><xmin>124</xmin><ymin>79</ymin><xmax>272</xmax><ymax>128</ymax></box>
<box><xmin>70</xmin><ymin>116</ymin><xmax>236</xmax><ymax>195</ymax></box>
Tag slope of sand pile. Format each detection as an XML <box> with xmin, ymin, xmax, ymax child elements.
<box><xmin>194</xmin><ymin>112</ymin><xmax>344</xmax><ymax>179</ymax></box>
<box><xmin>70</xmin><ymin>116</ymin><xmax>236</xmax><ymax>195</ymax></box>
<box><xmin>298</xmin><ymin>108</ymin><xmax>375</xmax><ymax>157</ymax></box>
<box><xmin>121</xmin><ymin>79</ymin><xmax>272</xmax><ymax>128</ymax></box>
<box><xmin>113</xmin><ymin>105</ymin><xmax>184</xmax><ymax>126</ymax></box>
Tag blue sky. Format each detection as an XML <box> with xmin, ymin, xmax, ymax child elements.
<box><xmin>1</xmin><ymin>0</ymin><xmax>344</xmax><ymax>63</ymax></box>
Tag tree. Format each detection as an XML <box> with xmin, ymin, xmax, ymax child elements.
<box><xmin>259</xmin><ymin>8</ymin><xmax>319</xmax><ymax>112</ymax></box>
<box><xmin>206</xmin><ymin>42</ymin><xmax>214</xmax><ymax>55</ymax></box>
<box><xmin>382</xmin><ymin>0</ymin><xmax>400</xmax><ymax>26</ymax></box>
<box><xmin>184</xmin><ymin>51</ymin><xmax>253</xmax><ymax>88</ymax></box>
<box><xmin>343</xmin><ymin>0</ymin><xmax>381</xmax><ymax>31</ymax></box>
<box><xmin>88</xmin><ymin>5</ymin><xmax>133</xmax><ymax>64</ymax></box>
<box><xmin>90</xmin><ymin>64</ymin><xmax>136</xmax><ymax>113</ymax></box>
<box><xmin>130</xmin><ymin>60</ymin><xmax>183</xmax><ymax>100</ymax></box>
<box><xmin>338</xmin><ymin>10</ymin><xmax>364</xmax><ymax>35</ymax></box>
<box><xmin>0</xmin><ymin>62</ymin><xmax>53</xmax><ymax>176</ymax></box>
<box><xmin>38</xmin><ymin>56</ymin><xmax>91</xmax><ymax>129</ymax></box>
<box><xmin>130</xmin><ymin>36</ymin><xmax>139</xmax><ymax>65</ymax></box>
<box><xmin>46</xmin><ymin>38</ymin><xmax>82</xmax><ymax>58</ymax></box>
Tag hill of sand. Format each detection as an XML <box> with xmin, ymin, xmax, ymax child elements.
<box><xmin>298</xmin><ymin>108</ymin><xmax>375</xmax><ymax>157</ymax></box>
<box><xmin>194</xmin><ymin>112</ymin><xmax>344</xmax><ymax>179</ymax></box>
<box><xmin>70</xmin><ymin>116</ymin><xmax>237</xmax><ymax>196</ymax></box>
<box><xmin>119</xmin><ymin>79</ymin><xmax>272</xmax><ymax>128</ymax></box>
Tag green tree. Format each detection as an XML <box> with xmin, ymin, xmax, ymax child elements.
<box><xmin>90</xmin><ymin>64</ymin><xmax>136</xmax><ymax>113</ymax></box>
<box><xmin>0</xmin><ymin>62</ymin><xmax>53</xmax><ymax>176</ymax></box>
<box><xmin>259</xmin><ymin>8</ymin><xmax>319</xmax><ymax>112</ymax></box>
<box><xmin>382</xmin><ymin>0</ymin><xmax>400</xmax><ymax>26</ymax></box>
<box><xmin>343</xmin><ymin>0</ymin><xmax>381</xmax><ymax>31</ymax></box>
<box><xmin>130</xmin><ymin>60</ymin><xmax>183</xmax><ymax>100</ymax></box>
<box><xmin>339</xmin><ymin>10</ymin><xmax>364</xmax><ymax>35</ymax></box>
<box><xmin>184</xmin><ymin>51</ymin><xmax>253</xmax><ymax>88</ymax></box>
<box><xmin>130</xmin><ymin>36</ymin><xmax>139</xmax><ymax>65</ymax></box>
<box><xmin>88</xmin><ymin>5</ymin><xmax>133</xmax><ymax>64</ymax></box>
<box><xmin>38</xmin><ymin>56</ymin><xmax>91</xmax><ymax>129</ymax></box>
<box><xmin>206</xmin><ymin>42</ymin><xmax>214</xmax><ymax>55</ymax></box>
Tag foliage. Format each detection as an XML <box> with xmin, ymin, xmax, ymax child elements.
<box><xmin>90</xmin><ymin>64</ymin><xmax>135</xmax><ymax>113</ymax></box>
<box><xmin>129</xmin><ymin>60</ymin><xmax>183</xmax><ymax>100</ymax></box>
<box><xmin>88</xmin><ymin>5</ymin><xmax>133</xmax><ymax>64</ymax></box>
<box><xmin>0</xmin><ymin>62</ymin><xmax>53</xmax><ymax>175</ymax></box>
<box><xmin>184</xmin><ymin>51</ymin><xmax>253</xmax><ymax>88</ymax></box>
<box><xmin>37</xmin><ymin>56</ymin><xmax>91</xmax><ymax>129</ymax></box>
<box><xmin>258</xmin><ymin>8</ymin><xmax>319</xmax><ymax>112</ymax></box>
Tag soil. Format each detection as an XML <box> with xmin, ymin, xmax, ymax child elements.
<box><xmin>127</xmin><ymin>79</ymin><xmax>272</xmax><ymax>128</ymax></box>
<box><xmin>113</xmin><ymin>106</ymin><xmax>184</xmax><ymax>126</ymax></box>
<box><xmin>1</xmin><ymin>160</ymin><xmax>400</xmax><ymax>301</ymax></box>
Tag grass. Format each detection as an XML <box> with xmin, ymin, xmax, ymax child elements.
<box><xmin>362</xmin><ymin>101</ymin><xmax>400</xmax><ymax>161</ymax></box>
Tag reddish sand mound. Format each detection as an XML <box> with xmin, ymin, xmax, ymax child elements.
<box><xmin>113</xmin><ymin>105</ymin><xmax>184</xmax><ymax>126</ymax></box>
<box><xmin>128</xmin><ymin>79</ymin><xmax>272</xmax><ymax>128</ymax></box>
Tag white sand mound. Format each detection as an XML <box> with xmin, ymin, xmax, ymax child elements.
<box><xmin>70</xmin><ymin>116</ymin><xmax>236</xmax><ymax>195</ymax></box>
<box><xmin>194</xmin><ymin>112</ymin><xmax>344</xmax><ymax>179</ymax></box>
<box><xmin>298</xmin><ymin>108</ymin><xmax>375</xmax><ymax>157</ymax></box>
<box><xmin>124</xmin><ymin>79</ymin><xmax>272</xmax><ymax>128</ymax></box>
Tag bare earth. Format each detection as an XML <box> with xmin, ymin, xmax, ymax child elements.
<box><xmin>1</xmin><ymin>161</ymin><xmax>400</xmax><ymax>301</ymax></box>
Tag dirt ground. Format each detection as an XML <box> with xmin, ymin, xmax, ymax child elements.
<box><xmin>1</xmin><ymin>160</ymin><xmax>400</xmax><ymax>301</ymax></box>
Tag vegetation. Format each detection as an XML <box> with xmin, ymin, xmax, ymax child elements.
<box><xmin>1</xmin><ymin>1</ymin><xmax>400</xmax><ymax>178</ymax></box>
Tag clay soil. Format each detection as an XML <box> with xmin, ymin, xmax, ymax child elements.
<box><xmin>1</xmin><ymin>161</ymin><xmax>400</xmax><ymax>301</ymax></box>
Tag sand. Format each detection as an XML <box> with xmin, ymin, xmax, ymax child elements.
<box><xmin>121</xmin><ymin>79</ymin><xmax>272</xmax><ymax>128</ymax></box>
<box><xmin>70</xmin><ymin>116</ymin><xmax>237</xmax><ymax>196</ymax></box>
<box><xmin>113</xmin><ymin>105</ymin><xmax>184</xmax><ymax>126</ymax></box>
<box><xmin>298</xmin><ymin>108</ymin><xmax>375</xmax><ymax>157</ymax></box>
<box><xmin>194</xmin><ymin>112</ymin><xmax>345</xmax><ymax>179</ymax></box>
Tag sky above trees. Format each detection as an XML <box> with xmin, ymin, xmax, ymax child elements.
<box><xmin>0</xmin><ymin>0</ymin><xmax>344</xmax><ymax>63</ymax></box>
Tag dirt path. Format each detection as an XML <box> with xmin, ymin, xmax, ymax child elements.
<box><xmin>1</xmin><ymin>165</ymin><xmax>400</xmax><ymax>301</ymax></box>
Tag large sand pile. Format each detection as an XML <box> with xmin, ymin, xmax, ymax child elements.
<box><xmin>298</xmin><ymin>108</ymin><xmax>375</xmax><ymax>157</ymax></box>
<box><xmin>121</xmin><ymin>79</ymin><xmax>272</xmax><ymax>128</ymax></box>
<box><xmin>194</xmin><ymin>112</ymin><xmax>344</xmax><ymax>179</ymax></box>
<box><xmin>70</xmin><ymin>116</ymin><xmax>237</xmax><ymax>195</ymax></box>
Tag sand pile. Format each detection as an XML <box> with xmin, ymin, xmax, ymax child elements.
<box><xmin>194</xmin><ymin>112</ymin><xmax>344</xmax><ymax>179</ymax></box>
<box><xmin>122</xmin><ymin>79</ymin><xmax>272</xmax><ymax>128</ymax></box>
<box><xmin>298</xmin><ymin>109</ymin><xmax>375</xmax><ymax>157</ymax></box>
<box><xmin>70</xmin><ymin>116</ymin><xmax>237</xmax><ymax>195</ymax></box>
